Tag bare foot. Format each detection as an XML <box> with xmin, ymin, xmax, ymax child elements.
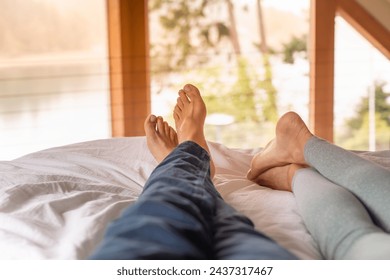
<box><xmin>250</xmin><ymin>164</ymin><xmax>305</xmax><ymax>192</ymax></box>
<box><xmin>173</xmin><ymin>84</ymin><xmax>215</xmax><ymax>178</ymax></box>
<box><xmin>247</xmin><ymin>111</ymin><xmax>313</xmax><ymax>181</ymax></box>
<box><xmin>144</xmin><ymin>114</ymin><xmax>178</xmax><ymax>163</ymax></box>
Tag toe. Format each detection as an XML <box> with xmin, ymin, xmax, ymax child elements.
<box><xmin>246</xmin><ymin>169</ymin><xmax>255</xmax><ymax>181</ymax></box>
<box><xmin>173</xmin><ymin>109</ymin><xmax>180</xmax><ymax>122</ymax></box>
<box><xmin>169</xmin><ymin>127</ymin><xmax>178</xmax><ymax>144</ymax></box>
<box><xmin>176</xmin><ymin>97</ymin><xmax>184</xmax><ymax>110</ymax></box>
<box><xmin>156</xmin><ymin>116</ymin><xmax>165</xmax><ymax>133</ymax></box>
<box><xmin>144</xmin><ymin>114</ymin><xmax>157</xmax><ymax>135</ymax></box>
<box><xmin>184</xmin><ymin>84</ymin><xmax>200</xmax><ymax>100</ymax></box>
<box><xmin>174</xmin><ymin>105</ymin><xmax>181</xmax><ymax>116</ymax></box>
<box><xmin>163</xmin><ymin>121</ymin><xmax>170</xmax><ymax>135</ymax></box>
<box><xmin>179</xmin><ymin>90</ymin><xmax>190</xmax><ymax>104</ymax></box>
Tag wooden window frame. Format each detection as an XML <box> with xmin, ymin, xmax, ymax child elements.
<box><xmin>106</xmin><ymin>0</ymin><xmax>390</xmax><ymax>141</ymax></box>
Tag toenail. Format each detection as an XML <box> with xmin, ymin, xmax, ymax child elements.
<box><xmin>150</xmin><ymin>115</ymin><xmax>157</xmax><ymax>122</ymax></box>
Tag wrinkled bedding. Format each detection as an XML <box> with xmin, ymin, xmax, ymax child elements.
<box><xmin>1</xmin><ymin>137</ymin><xmax>389</xmax><ymax>259</ymax></box>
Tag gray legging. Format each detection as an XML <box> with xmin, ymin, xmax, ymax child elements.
<box><xmin>292</xmin><ymin>137</ymin><xmax>390</xmax><ymax>259</ymax></box>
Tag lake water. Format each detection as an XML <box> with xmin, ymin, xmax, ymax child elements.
<box><xmin>0</xmin><ymin>58</ymin><xmax>111</xmax><ymax>160</ymax></box>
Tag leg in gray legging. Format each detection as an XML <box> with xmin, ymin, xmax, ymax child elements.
<box><xmin>304</xmin><ymin>137</ymin><xmax>390</xmax><ymax>232</ymax></box>
<box><xmin>293</xmin><ymin>168</ymin><xmax>390</xmax><ymax>259</ymax></box>
<box><xmin>247</xmin><ymin>112</ymin><xmax>390</xmax><ymax>259</ymax></box>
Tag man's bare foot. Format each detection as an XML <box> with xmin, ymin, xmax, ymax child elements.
<box><xmin>144</xmin><ymin>114</ymin><xmax>178</xmax><ymax>163</ymax></box>
<box><xmin>250</xmin><ymin>164</ymin><xmax>305</xmax><ymax>192</ymax></box>
<box><xmin>247</xmin><ymin>111</ymin><xmax>313</xmax><ymax>181</ymax></box>
<box><xmin>173</xmin><ymin>84</ymin><xmax>215</xmax><ymax>178</ymax></box>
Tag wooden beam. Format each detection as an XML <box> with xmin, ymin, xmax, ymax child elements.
<box><xmin>337</xmin><ymin>0</ymin><xmax>390</xmax><ymax>60</ymax></box>
<box><xmin>107</xmin><ymin>0</ymin><xmax>150</xmax><ymax>137</ymax></box>
<box><xmin>309</xmin><ymin>0</ymin><xmax>336</xmax><ymax>142</ymax></box>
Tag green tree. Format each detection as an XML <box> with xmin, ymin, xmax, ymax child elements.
<box><xmin>347</xmin><ymin>82</ymin><xmax>390</xmax><ymax>129</ymax></box>
<box><xmin>280</xmin><ymin>34</ymin><xmax>308</xmax><ymax>64</ymax></box>
<box><xmin>339</xmin><ymin>81</ymin><xmax>390</xmax><ymax>150</ymax></box>
<box><xmin>149</xmin><ymin>0</ymin><xmax>224</xmax><ymax>72</ymax></box>
<box><xmin>254</xmin><ymin>0</ymin><xmax>277</xmax><ymax>122</ymax></box>
<box><xmin>150</xmin><ymin>0</ymin><xmax>280</xmax><ymax>123</ymax></box>
<box><xmin>257</xmin><ymin>54</ymin><xmax>277</xmax><ymax>122</ymax></box>
<box><xmin>203</xmin><ymin>57</ymin><xmax>258</xmax><ymax>122</ymax></box>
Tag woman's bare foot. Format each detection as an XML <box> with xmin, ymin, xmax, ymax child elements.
<box><xmin>247</xmin><ymin>111</ymin><xmax>313</xmax><ymax>181</ymax></box>
<box><xmin>144</xmin><ymin>114</ymin><xmax>178</xmax><ymax>163</ymax></box>
<box><xmin>173</xmin><ymin>84</ymin><xmax>215</xmax><ymax>178</ymax></box>
<box><xmin>250</xmin><ymin>164</ymin><xmax>305</xmax><ymax>192</ymax></box>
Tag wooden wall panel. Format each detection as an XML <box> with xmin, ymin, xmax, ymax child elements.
<box><xmin>107</xmin><ymin>0</ymin><xmax>150</xmax><ymax>137</ymax></box>
<box><xmin>309</xmin><ymin>0</ymin><xmax>336</xmax><ymax>142</ymax></box>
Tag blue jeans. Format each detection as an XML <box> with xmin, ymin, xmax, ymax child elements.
<box><xmin>90</xmin><ymin>141</ymin><xmax>296</xmax><ymax>259</ymax></box>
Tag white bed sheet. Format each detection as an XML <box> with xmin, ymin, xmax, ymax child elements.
<box><xmin>0</xmin><ymin>137</ymin><xmax>389</xmax><ymax>260</ymax></box>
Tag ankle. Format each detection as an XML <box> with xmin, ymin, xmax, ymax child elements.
<box><xmin>288</xmin><ymin>164</ymin><xmax>305</xmax><ymax>190</ymax></box>
<box><xmin>297</xmin><ymin>132</ymin><xmax>313</xmax><ymax>163</ymax></box>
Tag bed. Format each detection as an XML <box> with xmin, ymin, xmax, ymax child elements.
<box><xmin>1</xmin><ymin>136</ymin><xmax>389</xmax><ymax>260</ymax></box>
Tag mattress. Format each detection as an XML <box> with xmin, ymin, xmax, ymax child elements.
<box><xmin>0</xmin><ymin>137</ymin><xmax>389</xmax><ymax>259</ymax></box>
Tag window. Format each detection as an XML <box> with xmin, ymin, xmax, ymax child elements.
<box><xmin>334</xmin><ymin>17</ymin><xmax>390</xmax><ymax>151</ymax></box>
<box><xmin>149</xmin><ymin>0</ymin><xmax>310</xmax><ymax>149</ymax></box>
<box><xmin>0</xmin><ymin>0</ymin><xmax>110</xmax><ymax>160</ymax></box>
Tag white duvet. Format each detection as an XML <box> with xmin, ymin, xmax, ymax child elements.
<box><xmin>0</xmin><ymin>137</ymin><xmax>389</xmax><ymax>260</ymax></box>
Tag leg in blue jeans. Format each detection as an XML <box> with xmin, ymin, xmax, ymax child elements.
<box><xmin>212</xmin><ymin>197</ymin><xmax>296</xmax><ymax>259</ymax></box>
<box><xmin>90</xmin><ymin>141</ymin><xmax>296</xmax><ymax>259</ymax></box>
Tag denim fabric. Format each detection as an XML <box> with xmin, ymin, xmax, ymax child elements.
<box><xmin>90</xmin><ymin>141</ymin><xmax>296</xmax><ymax>260</ymax></box>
